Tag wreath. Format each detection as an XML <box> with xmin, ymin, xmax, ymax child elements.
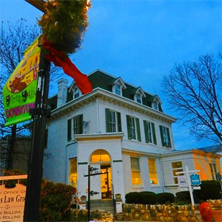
<box><xmin>38</xmin><ymin>0</ymin><xmax>91</xmax><ymax>55</ymax></box>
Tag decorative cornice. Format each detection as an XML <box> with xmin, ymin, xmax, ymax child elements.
<box><xmin>48</xmin><ymin>88</ymin><xmax>177</xmax><ymax>123</ymax></box>
<box><xmin>74</xmin><ymin>132</ymin><xmax>124</xmax><ymax>142</ymax></box>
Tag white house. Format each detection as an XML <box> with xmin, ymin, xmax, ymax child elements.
<box><xmin>43</xmin><ymin>70</ymin><xmax>222</xmax><ymax>201</ymax></box>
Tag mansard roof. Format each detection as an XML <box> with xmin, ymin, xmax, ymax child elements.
<box><xmin>88</xmin><ymin>70</ymin><xmax>162</xmax><ymax>110</ymax></box>
<box><xmin>48</xmin><ymin>69</ymin><xmax>163</xmax><ymax>112</ymax></box>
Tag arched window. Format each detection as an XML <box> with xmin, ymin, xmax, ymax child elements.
<box><xmin>91</xmin><ymin>149</ymin><xmax>111</xmax><ymax>162</ymax></box>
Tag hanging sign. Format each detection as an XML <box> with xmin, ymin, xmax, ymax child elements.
<box><xmin>3</xmin><ymin>36</ymin><xmax>41</xmax><ymax>126</ymax></box>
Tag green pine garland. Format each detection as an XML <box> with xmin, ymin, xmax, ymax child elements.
<box><xmin>38</xmin><ymin>0</ymin><xmax>90</xmax><ymax>54</ymax></box>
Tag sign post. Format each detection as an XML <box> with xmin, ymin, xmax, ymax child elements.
<box><xmin>177</xmin><ymin>166</ymin><xmax>201</xmax><ymax>205</ymax></box>
<box><xmin>0</xmin><ymin>175</ymin><xmax>27</xmax><ymax>222</ymax></box>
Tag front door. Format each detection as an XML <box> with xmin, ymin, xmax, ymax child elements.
<box><xmin>101</xmin><ymin>165</ymin><xmax>112</xmax><ymax>199</ymax></box>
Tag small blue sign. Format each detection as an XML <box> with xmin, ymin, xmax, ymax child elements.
<box><xmin>190</xmin><ymin>174</ymin><xmax>201</xmax><ymax>186</ymax></box>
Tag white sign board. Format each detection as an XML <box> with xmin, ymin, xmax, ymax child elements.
<box><xmin>0</xmin><ymin>184</ymin><xmax>26</xmax><ymax>222</ymax></box>
<box><xmin>178</xmin><ymin>175</ymin><xmax>188</xmax><ymax>188</ymax></box>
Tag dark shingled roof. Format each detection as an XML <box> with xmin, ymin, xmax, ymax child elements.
<box><xmin>48</xmin><ymin>70</ymin><xmax>163</xmax><ymax>111</ymax></box>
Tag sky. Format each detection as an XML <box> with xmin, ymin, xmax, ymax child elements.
<box><xmin>0</xmin><ymin>0</ymin><xmax>222</xmax><ymax>150</ymax></box>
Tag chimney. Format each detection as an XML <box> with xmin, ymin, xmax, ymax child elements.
<box><xmin>57</xmin><ymin>78</ymin><xmax>68</xmax><ymax>107</ymax></box>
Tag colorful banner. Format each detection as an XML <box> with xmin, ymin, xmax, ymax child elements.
<box><xmin>3</xmin><ymin>37</ymin><xmax>41</xmax><ymax>126</ymax></box>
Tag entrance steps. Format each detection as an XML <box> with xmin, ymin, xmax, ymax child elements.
<box><xmin>90</xmin><ymin>199</ymin><xmax>115</xmax><ymax>214</ymax></box>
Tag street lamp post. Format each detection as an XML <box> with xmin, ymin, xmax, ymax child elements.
<box><xmin>23</xmin><ymin>1</ymin><xmax>51</xmax><ymax>221</ymax></box>
<box><xmin>24</xmin><ymin>46</ymin><xmax>51</xmax><ymax>221</ymax></box>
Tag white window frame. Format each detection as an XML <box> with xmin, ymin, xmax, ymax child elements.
<box><xmin>73</xmin><ymin>116</ymin><xmax>80</xmax><ymax>134</ymax></box>
<box><xmin>106</xmin><ymin>109</ymin><xmax>121</xmax><ymax>133</ymax></box>
<box><xmin>74</xmin><ymin>87</ymin><xmax>81</xmax><ymax>99</ymax></box>
<box><xmin>112</xmin><ymin>83</ymin><xmax>123</xmax><ymax>96</ymax></box>
<box><xmin>114</xmin><ymin>84</ymin><xmax>121</xmax><ymax>95</ymax></box>
<box><xmin>148</xmin><ymin>158</ymin><xmax>159</xmax><ymax>185</ymax></box>
<box><xmin>129</xmin><ymin>117</ymin><xmax>137</xmax><ymax>140</ymax></box>
<box><xmin>67</xmin><ymin>115</ymin><xmax>83</xmax><ymax>141</ymax></box>
<box><xmin>161</xmin><ymin>126</ymin><xmax>171</xmax><ymax>147</ymax></box>
<box><xmin>171</xmin><ymin>161</ymin><xmax>183</xmax><ymax>184</ymax></box>
<box><xmin>70</xmin><ymin>158</ymin><xmax>77</xmax><ymax>188</ymax></box>
<box><xmin>112</xmin><ymin>78</ymin><xmax>126</xmax><ymax>96</ymax></box>
<box><xmin>131</xmin><ymin>157</ymin><xmax>142</xmax><ymax>186</ymax></box>
<box><xmin>153</xmin><ymin>101</ymin><xmax>158</xmax><ymax>110</ymax></box>
<box><xmin>110</xmin><ymin>110</ymin><xmax>117</xmax><ymax>132</ymax></box>
<box><xmin>136</xmin><ymin>93</ymin><xmax>142</xmax><ymax>103</ymax></box>
<box><xmin>146</xmin><ymin>121</ymin><xmax>153</xmax><ymax>143</ymax></box>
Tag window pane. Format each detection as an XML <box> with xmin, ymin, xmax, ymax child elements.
<box><xmin>172</xmin><ymin>162</ymin><xmax>182</xmax><ymax>168</ymax></box>
<box><xmin>136</xmin><ymin>94</ymin><xmax>141</xmax><ymax>103</ymax></box>
<box><xmin>74</xmin><ymin>88</ymin><xmax>80</xmax><ymax>98</ymax></box>
<box><xmin>131</xmin><ymin>158</ymin><xmax>140</xmax><ymax>170</ymax></box>
<box><xmin>115</xmin><ymin>84</ymin><xmax>120</xmax><ymax>95</ymax></box>
<box><xmin>110</xmin><ymin>111</ymin><xmax>117</xmax><ymax>132</ymax></box>
<box><xmin>70</xmin><ymin>158</ymin><xmax>77</xmax><ymax>188</ymax></box>
<box><xmin>147</xmin><ymin>122</ymin><xmax>152</xmax><ymax>143</ymax></box>
<box><xmin>148</xmin><ymin>159</ymin><xmax>158</xmax><ymax>184</ymax></box>
<box><xmin>73</xmin><ymin>116</ymin><xmax>80</xmax><ymax>134</ymax></box>
<box><xmin>131</xmin><ymin>171</ymin><xmax>142</xmax><ymax>185</ymax></box>
<box><xmin>91</xmin><ymin>150</ymin><xmax>111</xmax><ymax>162</ymax></box>
<box><xmin>171</xmin><ymin>161</ymin><xmax>183</xmax><ymax>184</ymax></box>
<box><xmin>130</xmin><ymin>117</ymin><xmax>136</xmax><ymax>140</ymax></box>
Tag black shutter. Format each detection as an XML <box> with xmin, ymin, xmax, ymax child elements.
<box><xmin>67</xmin><ymin>119</ymin><xmax>72</xmax><ymax>141</ymax></box>
<box><xmin>105</xmin><ymin>108</ymin><xmax>111</xmax><ymax>132</ymax></box>
<box><xmin>136</xmin><ymin>118</ymin><xmax>141</xmax><ymax>142</ymax></box>
<box><xmin>166</xmin><ymin>127</ymin><xmax>171</xmax><ymax>147</ymax></box>
<box><xmin>144</xmin><ymin>120</ymin><xmax>149</xmax><ymax>143</ymax></box>
<box><xmin>126</xmin><ymin>115</ymin><xmax>131</xmax><ymax>140</ymax></box>
<box><xmin>79</xmin><ymin>114</ymin><xmax>83</xmax><ymax>134</ymax></box>
<box><xmin>152</xmin><ymin>123</ymin><xmax>157</xmax><ymax>145</ymax></box>
<box><xmin>117</xmin><ymin>112</ymin><xmax>122</xmax><ymax>132</ymax></box>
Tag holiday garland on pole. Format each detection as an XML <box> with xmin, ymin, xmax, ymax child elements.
<box><xmin>38</xmin><ymin>0</ymin><xmax>92</xmax><ymax>94</ymax></box>
<box><xmin>39</xmin><ymin>0</ymin><xmax>91</xmax><ymax>55</ymax></box>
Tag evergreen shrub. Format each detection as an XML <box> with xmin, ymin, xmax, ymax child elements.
<box><xmin>175</xmin><ymin>191</ymin><xmax>191</xmax><ymax>204</ymax></box>
<box><xmin>194</xmin><ymin>180</ymin><xmax>221</xmax><ymax>201</ymax></box>
<box><xmin>157</xmin><ymin>192</ymin><xmax>175</xmax><ymax>204</ymax></box>
<box><xmin>125</xmin><ymin>191</ymin><xmax>157</xmax><ymax>204</ymax></box>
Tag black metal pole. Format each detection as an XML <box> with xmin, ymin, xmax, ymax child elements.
<box><xmin>7</xmin><ymin>124</ymin><xmax>16</xmax><ymax>170</ymax></box>
<box><xmin>24</xmin><ymin>47</ymin><xmax>50</xmax><ymax>222</ymax></box>
<box><xmin>88</xmin><ymin>165</ymin><xmax>91</xmax><ymax>222</ymax></box>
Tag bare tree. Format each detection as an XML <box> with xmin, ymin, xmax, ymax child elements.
<box><xmin>162</xmin><ymin>54</ymin><xmax>222</xmax><ymax>145</ymax></box>
<box><xmin>0</xmin><ymin>19</ymin><xmax>62</xmax><ymax>173</ymax></box>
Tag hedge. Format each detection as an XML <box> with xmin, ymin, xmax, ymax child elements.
<box><xmin>125</xmin><ymin>191</ymin><xmax>175</xmax><ymax>205</ymax></box>
<box><xmin>157</xmin><ymin>192</ymin><xmax>175</xmax><ymax>204</ymax></box>
<box><xmin>176</xmin><ymin>180</ymin><xmax>221</xmax><ymax>203</ymax></box>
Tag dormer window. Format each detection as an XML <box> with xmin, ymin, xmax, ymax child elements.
<box><xmin>112</xmin><ymin>77</ymin><xmax>126</xmax><ymax>96</ymax></box>
<box><xmin>136</xmin><ymin>94</ymin><xmax>142</xmax><ymax>104</ymax></box>
<box><xmin>153</xmin><ymin>101</ymin><xmax>158</xmax><ymax>110</ymax></box>
<box><xmin>115</xmin><ymin>84</ymin><xmax>121</xmax><ymax>95</ymax></box>
<box><xmin>74</xmin><ymin>87</ymin><xmax>81</xmax><ymax>99</ymax></box>
<box><xmin>152</xmin><ymin>96</ymin><xmax>161</xmax><ymax>111</ymax></box>
<box><xmin>133</xmin><ymin>87</ymin><xmax>146</xmax><ymax>104</ymax></box>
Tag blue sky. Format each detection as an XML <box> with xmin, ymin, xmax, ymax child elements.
<box><xmin>0</xmin><ymin>0</ymin><xmax>222</xmax><ymax>150</ymax></box>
